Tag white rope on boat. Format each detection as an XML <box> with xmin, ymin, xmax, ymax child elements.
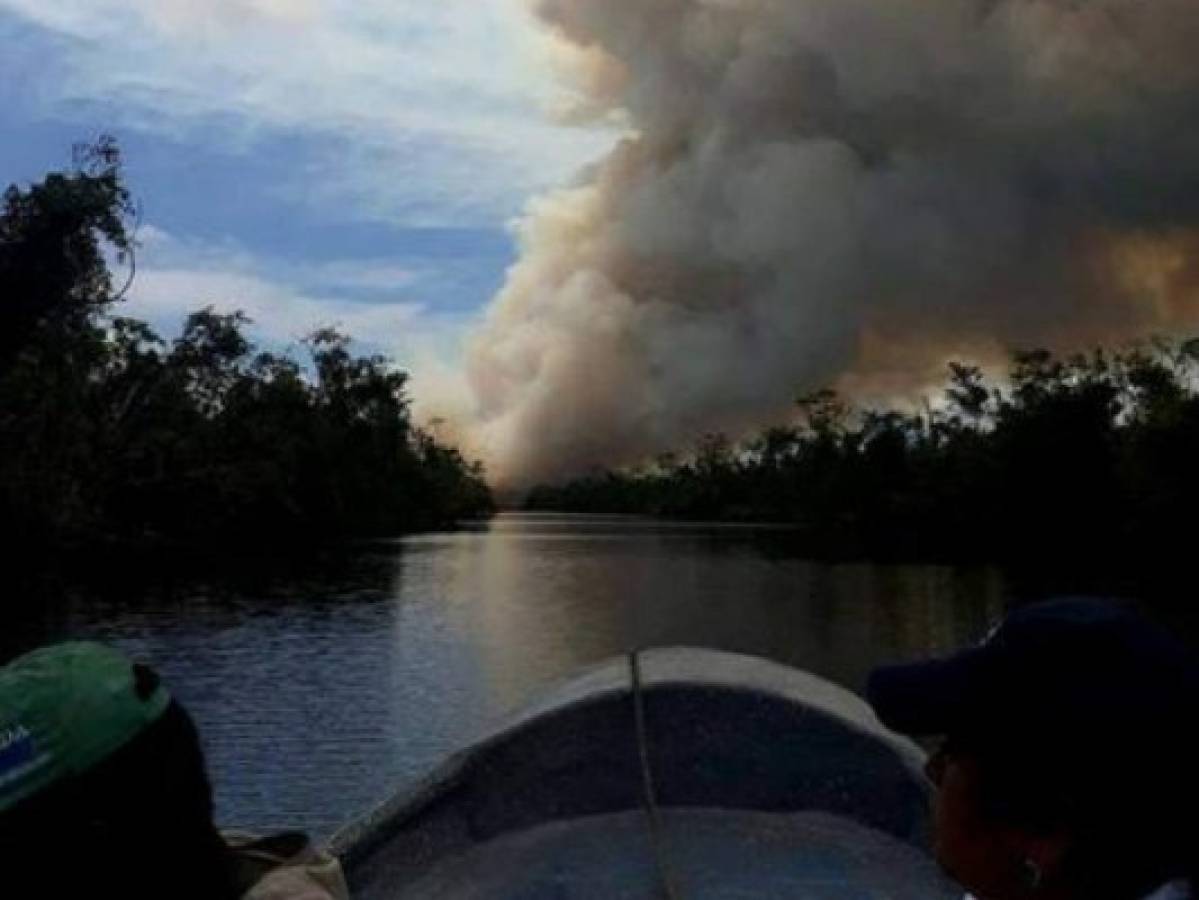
<box><xmin>629</xmin><ymin>650</ymin><xmax>684</xmax><ymax>900</ymax></box>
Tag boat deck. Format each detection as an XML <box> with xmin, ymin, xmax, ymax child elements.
<box><xmin>331</xmin><ymin>649</ymin><xmax>961</xmax><ymax>900</ymax></box>
<box><xmin>365</xmin><ymin>808</ymin><xmax>956</xmax><ymax>900</ymax></box>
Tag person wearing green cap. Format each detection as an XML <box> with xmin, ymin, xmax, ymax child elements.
<box><xmin>0</xmin><ymin>641</ymin><xmax>349</xmax><ymax>899</ymax></box>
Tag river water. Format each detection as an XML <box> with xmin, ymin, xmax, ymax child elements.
<box><xmin>9</xmin><ymin>513</ymin><xmax>1011</xmax><ymax>838</ymax></box>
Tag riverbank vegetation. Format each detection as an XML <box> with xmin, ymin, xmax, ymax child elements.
<box><xmin>1</xmin><ymin>140</ymin><xmax>492</xmax><ymax>554</ymax></box>
<box><xmin>527</xmin><ymin>340</ymin><xmax>1199</xmax><ymax>572</ymax></box>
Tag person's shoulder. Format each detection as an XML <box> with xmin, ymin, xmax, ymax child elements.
<box><xmin>224</xmin><ymin>830</ymin><xmax>349</xmax><ymax>900</ymax></box>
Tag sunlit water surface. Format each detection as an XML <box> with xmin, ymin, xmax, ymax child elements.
<box><xmin>9</xmin><ymin>513</ymin><xmax>1010</xmax><ymax>837</ymax></box>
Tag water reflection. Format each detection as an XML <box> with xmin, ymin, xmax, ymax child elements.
<box><xmin>441</xmin><ymin>515</ymin><xmax>1006</xmax><ymax>709</ymax></box>
<box><xmin>8</xmin><ymin>513</ymin><xmax>1007</xmax><ymax>837</ymax></box>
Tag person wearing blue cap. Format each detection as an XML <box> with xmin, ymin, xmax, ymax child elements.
<box><xmin>0</xmin><ymin>642</ymin><xmax>349</xmax><ymax>899</ymax></box>
<box><xmin>867</xmin><ymin>598</ymin><xmax>1198</xmax><ymax>900</ymax></box>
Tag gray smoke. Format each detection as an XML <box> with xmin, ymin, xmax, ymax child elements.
<box><xmin>455</xmin><ymin>0</ymin><xmax>1199</xmax><ymax>487</ymax></box>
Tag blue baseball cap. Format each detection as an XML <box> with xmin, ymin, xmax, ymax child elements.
<box><xmin>866</xmin><ymin>598</ymin><xmax>1199</xmax><ymax>749</ymax></box>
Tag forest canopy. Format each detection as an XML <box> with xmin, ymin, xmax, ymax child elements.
<box><xmin>527</xmin><ymin>340</ymin><xmax>1199</xmax><ymax>573</ymax></box>
<box><xmin>0</xmin><ymin>139</ymin><xmax>492</xmax><ymax>552</ymax></box>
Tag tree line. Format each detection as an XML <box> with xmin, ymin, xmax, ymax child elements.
<box><xmin>527</xmin><ymin>340</ymin><xmax>1199</xmax><ymax>572</ymax></box>
<box><xmin>1</xmin><ymin>139</ymin><xmax>492</xmax><ymax>554</ymax></box>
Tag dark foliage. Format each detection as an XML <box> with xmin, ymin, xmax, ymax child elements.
<box><xmin>0</xmin><ymin>141</ymin><xmax>492</xmax><ymax>552</ymax></box>
<box><xmin>527</xmin><ymin>342</ymin><xmax>1199</xmax><ymax>573</ymax></box>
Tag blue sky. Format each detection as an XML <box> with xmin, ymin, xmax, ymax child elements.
<box><xmin>0</xmin><ymin>0</ymin><xmax>611</xmax><ymax>371</ymax></box>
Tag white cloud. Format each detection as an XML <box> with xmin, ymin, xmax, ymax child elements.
<box><xmin>128</xmin><ymin>268</ymin><xmax>422</xmax><ymax>345</ymax></box>
<box><xmin>303</xmin><ymin>261</ymin><xmax>417</xmax><ymax>293</ymax></box>
<box><xmin>0</xmin><ymin>0</ymin><xmax>616</xmax><ymax>224</ymax></box>
<box><xmin>122</xmin><ymin>226</ymin><xmax>469</xmax><ymax>374</ymax></box>
<box><xmin>135</xmin><ymin>225</ymin><xmax>419</xmax><ymax>295</ymax></box>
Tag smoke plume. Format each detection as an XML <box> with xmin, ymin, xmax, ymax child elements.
<box><xmin>457</xmin><ymin>0</ymin><xmax>1199</xmax><ymax>487</ymax></box>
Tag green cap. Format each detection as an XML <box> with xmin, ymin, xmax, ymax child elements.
<box><xmin>0</xmin><ymin>642</ymin><xmax>171</xmax><ymax>813</ymax></box>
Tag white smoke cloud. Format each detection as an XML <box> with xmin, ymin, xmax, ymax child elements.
<box><xmin>452</xmin><ymin>0</ymin><xmax>1199</xmax><ymax>487</ymax></box>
